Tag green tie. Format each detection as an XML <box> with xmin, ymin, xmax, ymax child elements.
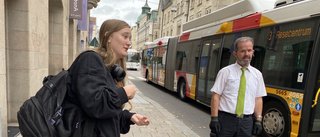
<box><xmin>236</xmin><ymin>68</ymin><xmax>246</xmax><ymax>116</ymax></box>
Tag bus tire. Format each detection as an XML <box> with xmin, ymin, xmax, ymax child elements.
<box><xmin>261</xmin><ymin>101</ymin><xmax>290</xmax><ymax>137</ymax></box>
<box><xmin>177</xmin><ymin>79</ymin><xmax>187</xmax><ymax>101</ymax></box>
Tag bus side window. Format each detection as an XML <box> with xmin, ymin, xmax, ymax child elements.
<box><xmin>221</xmin><ymin>34</ymin><xmax>236</xmax><ymax>69</ymax></box>
<box><xmin>147</xmin><ymin>49</ymin><xmax>154</xmax><ymax>66</ymax></box>
<box><xmin>143</xmin><ymin>50</ymin><xmax>148</xmax><ymax>66</ymax></box>
<box><xmin>220</xmin><ymin>47</ymin><xmax>232</xmax><ymax>69</ymax></box>
<box><xmin>176</xmin><ymin>50</ymin><xmax>183</xmax><ymax>71</ymax></box>
<box><xmin>176</xmin><ymin>42</ymin><xmax>192</xmax><ymax>72</ymax></box>
<box><xmin>252</xmin><ymin>45</ymin><xmax>266</xmax><ymax>71</ymax></box>
<box><xmin>256</xmin><ymin>19</ymin><xmax>315</xmax><ymax>90</ymax></box>
<box><xmin>158</xmin><ymin>46</ymin><xmax>167</xmax><ymax>69</ymax></box>
<box><xmin>291</xmin><ymin>41</ymin><xmax>312</xmax><ymax>89</ymax></box>
<box><xmin>190</xmin><ymin>40</ymin><xmax>201</xmax><ymax>74</ymax></box>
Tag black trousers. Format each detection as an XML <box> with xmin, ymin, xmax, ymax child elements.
<box><xmin>217</xmin><ymin>111</ymin><xmax>253</xmax><ymax>137</ymax></box>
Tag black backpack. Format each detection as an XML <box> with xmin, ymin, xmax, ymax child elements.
<box><xmin>17</xmin><ymin>69</ymin><xmax>94</xmax><ymax>137</ymax></box>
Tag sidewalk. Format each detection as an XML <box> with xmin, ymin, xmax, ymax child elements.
<box><xmin>9</xmin><ymin>80</ymin><xmax>199</xmax><ymax>137</ymax></box>
<box><xmin>121</xmin><ymin>80</ymin><xmax>199</xmax><ymax>137</ymax></box>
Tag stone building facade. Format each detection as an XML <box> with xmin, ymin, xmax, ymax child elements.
<box><xmin>136</xmin><ymin>1</ymin><xmax>159</xmax><ymax>51</ymax></box>
<box><xmin>157</xmin><ymin>0</ymin><xmax>240</xmax><ymax>38</ymax></box>
<box><xmin>131</xmin><ymin>26</ymin><xmax>138</xmax><ymax>50</ymax></box>
<box><xmin>134</xmin><ymin>0</ymin><xmax>241</xmax><ymax>51</ymax></box>
<box><xmin>0</xmin><ymin>0</ymin><xmax>100</xmax><ymax>136</ymax></box>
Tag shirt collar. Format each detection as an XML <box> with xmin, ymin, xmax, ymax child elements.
<box><xmin>234</xmin><ymin>62</ymin><xmax>252</xmax><ymax>72</ymax></box>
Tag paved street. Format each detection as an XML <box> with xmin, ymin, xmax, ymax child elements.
<box><xmin>121</xmin><ymin>80</ymin><xmax>200</xmax><ymax>137</ymax></box>
<box><xmin>127</xmin><ymin>69</ymin><xmax>211</xmax><ymax>137</ymax></box>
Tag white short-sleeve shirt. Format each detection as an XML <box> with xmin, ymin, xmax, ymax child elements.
<box><xmin>210</xmin><ymin>63</ymin><xmax>267</xmax><ymax>115</ymax></box>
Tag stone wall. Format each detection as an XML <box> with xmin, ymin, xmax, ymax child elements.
<box><xmin>0</xmin><ymin>0</ymin><xmax>7</xmax><ymax>136</ymax></box>
<box><xmin>0</xmin><ymin>0</ymin><xmax>96</xmax><ymax>136</ymax></box>
<box><xmin>6</xmin><ymin>0</ymin><xmax>49</xmax><ymax>124</ymax></box>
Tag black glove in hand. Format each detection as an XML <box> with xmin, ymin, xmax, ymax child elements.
<box><xmin>209</xmin><ymin>116</ymin><xmax>220</xmax><ymax>137</ymax></box>
<box><xmin>253</xmin><ymin>120</ymin><xmax>262</xmax><ymax>135</ymax></box>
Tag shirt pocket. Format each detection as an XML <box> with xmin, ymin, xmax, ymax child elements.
<box><xmin>225</xmin><ymin>78</ymin><xmax>240</xmax><ymax>92</ymax></box>
<box><xmin>247</xmin><ymin>77</ymin><xmax>258</xmax><ymax>97</ymax></box>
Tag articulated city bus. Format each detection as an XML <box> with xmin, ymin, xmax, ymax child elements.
<box><xmin>126</xmin><ymin>49</ymin><xmax>140</xmax><ymax>70</ymax></box>
<box><xmin>141</xmin><ymin>0</ymin><xmax>320</xmax><ymax>136</ymax></box>
<box><xmin>141</xmin><ymin>37</ymin><xmax>173</xmax><ymax>86</ymax></box>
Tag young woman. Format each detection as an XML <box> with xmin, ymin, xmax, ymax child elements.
<box><xmin>67</xmin><ymin>19</ymin><xmax>150</xmax><ymax>137</ymax></box>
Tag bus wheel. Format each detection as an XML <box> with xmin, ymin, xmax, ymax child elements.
<box><xmin>261</xmin><ymin>101</ymin><xmax>289</xmax><ymax>137</ymax></box>
<box><xmin>178</xmin><ymin>80</ymin><xmax>187</xmax><ymax>101</ymax></box>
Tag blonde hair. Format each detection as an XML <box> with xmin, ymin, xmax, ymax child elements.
<box><xmin>94</xmin><ymin>19</ymin><xmax>132</xmax><ymax>110</ymax></box>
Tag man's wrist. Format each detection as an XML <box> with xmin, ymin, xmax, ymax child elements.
<box><xmin>255</xmin><ymin>120</ymin><xmax>262</xmax><ymax>125</ymax></box>
<box><xmin>255</xmin><ymin>115</ymin><xmax>262</xmax><ymax>119</ymax></box>
<box><xmin>211</xmin><ymin>116</ymin><xmax>218</xmax><ymax>122</ymax></box>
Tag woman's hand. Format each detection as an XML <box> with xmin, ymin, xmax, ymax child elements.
<box><xmin>123</xmin><ymin>85</ymin><xmax>136</xmax><ymax>100</ymax></box>
<box><xmin>130</xmin><ymin>114</ymin><xmax>150</xmax><ymax>126</ymax></box>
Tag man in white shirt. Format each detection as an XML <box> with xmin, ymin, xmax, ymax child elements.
<box><xmin>209</xmin><ymin>37</ymin><xmax>267</xmax><ymax>137</ymax></box>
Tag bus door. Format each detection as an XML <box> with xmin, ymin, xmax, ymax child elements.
<box><xmin>146</xmin><ymin>48</ymin><xmax>154</xmax><ymax>81</ymax></box>
<box><xmin>306</xmin><ymin>51</ymin><xmax>320</xmax><ymax>137</ymax></box>
<box><xmin>197</xmin><ymin>37</ymin><xmax>221</xmax><ymax>104</ymax></box>
<box><xmin>156</xmin><ymin>46</ymin><xmax>167</xmax><ymax>87</ymax></box>
<box><xmin>309</xmin><ymin>73</ymin><xmax>320</xmax><ymax>136</ymax></box>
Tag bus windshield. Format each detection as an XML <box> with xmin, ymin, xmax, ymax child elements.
<box><xmin>127</xmin><ymin>53</ymin><xmax>140</xmax><ymax>63</ymax></box>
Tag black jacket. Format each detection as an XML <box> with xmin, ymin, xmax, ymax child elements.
<box><xmin>67</xmin><ymin>50</ymin><xmax>134</xmax><ymax>137</ymax></box>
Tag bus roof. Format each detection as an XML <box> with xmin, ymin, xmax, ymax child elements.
<box><xmin>144</xmin><ymin>42</ymin><xmax>153</xmax><ymax>45</ymax></box>
<box><xmin>180</xmin><ymin>0</ymin><xmax>320</xmax><ymax>42</ymax></box>
<box><xmin>183</xmin><ymin>0</ymin><xmax>277</xmax><ymax>32</ymax></box>
<box><xmin>152</xmin><ymin>37</ymin><xmax>173</xmax><ymax>45</ymax></box>
<box><xmin>146</xmin><ymin>36</ymin><xmax>174</xmax><ymax>49</ymax></box>
<box><xmin>128</xmin><ymin>49</ymin><xmax>138</xmax><ymax>53</ymax></box>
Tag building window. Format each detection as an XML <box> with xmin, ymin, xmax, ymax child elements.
<box><xmin>181</xmin><ymin>3</ymin><xmax>184</xmax><ymax>14</ymax></box>
<box><xmin>177</xmin><ymin>3</ymin><xmax>180</xmax><ymax>15</ymax></box>
<box><xmin>190</xmin><ymin>15</ymin><xmax>194</xmax><ymax>20</ymax></box>
<box><xmin>168</xmin><ymin>12</ymin><xmax>170</xmax><ymax>23</ymax></box>
<box><xmin>205</xmin><ymin>6</ymin><xmax>212</xmax><ymax>14</ymax></box>
<box><xmin>177</xmin><ymin>25</ymin><xmax>181</xmax><ymax>35</ymax></box>
<box><xmin>171</xmin><ymin>12</ymin><xmax>174</xmax><ymax>22</ymax></box>
<box><xmin>197</xmin><ymin>11</ymin><xmax>201</xmax><ymax>18</ymax></box>
<box><xmin>191</xmin><ymin>0</ymin><xmax>194</xmax><ymax>9</ymax></box>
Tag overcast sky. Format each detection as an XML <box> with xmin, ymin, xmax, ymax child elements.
<box><xmin>90</xmin><ymin>0</ymin><xmax>159</xmax><ymax>28</ymax></box>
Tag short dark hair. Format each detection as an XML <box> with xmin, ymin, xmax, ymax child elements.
<box><xmin>234</xmin><ymin>37</ymin><xmax>254</xmax><ymax>51</ymax></box>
